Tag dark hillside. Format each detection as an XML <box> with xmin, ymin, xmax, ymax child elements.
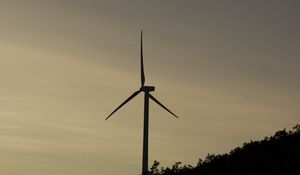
<box><xmin>149</xmin><ymin>124</ymin><xmax>300</xmax><ymax>175</ymax></box>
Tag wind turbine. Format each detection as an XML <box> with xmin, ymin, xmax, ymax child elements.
<box><xmin>105</xmin><ymin>31</ymin><xmax>179</xmax><ymax>175</ymax></box>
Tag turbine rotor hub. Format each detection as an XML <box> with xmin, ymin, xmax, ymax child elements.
<box><xmin>140</xmin><ymin>86</ymin><xmax>155</xmax><ymax>92</ymax></box>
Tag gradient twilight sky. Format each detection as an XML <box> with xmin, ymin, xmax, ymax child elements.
<box><xmin>1</xmin><ymin>1</ymin><xmax>300</xmax><ymax>174</ymax></box>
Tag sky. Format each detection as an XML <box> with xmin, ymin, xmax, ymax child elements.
<box><xmin>0</xmin><ymin>0</ymin><xmax>300</xmax><ymax>174</ymax></box>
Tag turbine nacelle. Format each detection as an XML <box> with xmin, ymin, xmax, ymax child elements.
<box><xmin>140</xmin><ymin>86</ymin><xmax>155</xmax><ymax>92</ymax></box>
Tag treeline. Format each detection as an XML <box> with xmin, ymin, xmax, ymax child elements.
<box><xmin>149</xmin><ymin>124</ymin><xmax>300</xmax><ymax>175</ymax></box>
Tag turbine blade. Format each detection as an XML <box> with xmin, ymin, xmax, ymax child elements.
<box><xmin>105</xmin><ymin>90</ymin><xmax>141</xmax><ymax>120</ymax></box>
<box><xmin>149</xmin><ymin>94</ymin><xmax>179</xmax><ymax>118</ymax></box>
<box><xmin>140</xmin><ymin>30</ymin><xmax>145</xmax><ymax>86</ymax></box>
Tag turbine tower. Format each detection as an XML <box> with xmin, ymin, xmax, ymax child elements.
<box><xmin>105</xmin><ymin>31</ymin><xmax>179</xmax><ymax>175</ymax></box>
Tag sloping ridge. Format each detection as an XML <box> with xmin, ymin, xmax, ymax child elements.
<box><xmin>149</xmin><ymin>124</ymin><xmax>300</xmax><ymax>175</ymax></box>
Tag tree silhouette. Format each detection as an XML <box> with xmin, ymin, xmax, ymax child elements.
<box><xmin>149</xmin><ymin>124</ymin><xmax>300</xmax><ymax>175</ymax></box>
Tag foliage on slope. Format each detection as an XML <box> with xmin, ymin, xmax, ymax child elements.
<box><xmin>149</xmin><ymin>124</ymin><xmax>300</xmax><ymax>175</ymax></box>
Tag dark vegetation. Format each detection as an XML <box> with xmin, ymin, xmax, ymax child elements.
<box><xmin>149</xmin><ymin>124</ymin><xmax>300</xmax><ymax>175</ymax></box>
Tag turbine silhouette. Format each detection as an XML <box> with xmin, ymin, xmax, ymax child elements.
<box><xmin>105</xmin><ymin>31</ymin><xmax>178</xmax><ymax>175</ymax></box>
